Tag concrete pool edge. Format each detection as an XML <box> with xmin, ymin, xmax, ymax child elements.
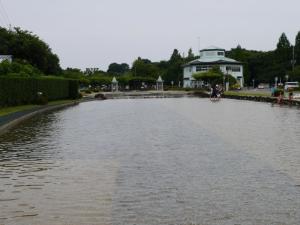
<box><xmin>223</xmin><ymin>94</ymin><xmax>300</xmax><ymax>106</ymax></box>
<box><xmin>0</xmin><ymin>100</ymin><xmax>89</xmax><ymax>136</ymax></box>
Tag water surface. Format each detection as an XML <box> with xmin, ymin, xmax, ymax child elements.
<box><xmin>1</xmin><ymin>98</ymin><xmax>300</xmax><ymax>225</ymax></box>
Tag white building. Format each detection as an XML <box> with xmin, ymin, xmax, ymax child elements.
<box><xmin>0</xmin><ymin>55</ymin><xmax>12</xmax><ymax>63</ymax></box>
<box><xmin>183</xmin><ymin>46</ymin><xmax>243</xmax><ymax>88</ymax></box>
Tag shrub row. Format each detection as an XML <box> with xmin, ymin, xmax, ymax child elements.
<box><xmin>0</xmin><ymin>77</ymin><xmax>79</xmax><ymax>106</ymax></box>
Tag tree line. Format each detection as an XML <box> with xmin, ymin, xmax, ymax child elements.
<box><xmin>227</xmin><ymin>32</ymin><xmax>300</xmax><ymax>85</ymax></box>
<box><xmin>1</xmin><ymin>26</ymin><xmax>300</xmax><ymax>87</ymax></box>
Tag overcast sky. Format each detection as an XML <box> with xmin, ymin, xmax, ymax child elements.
<box><xmin>1</xmin><ymin>0</ymin><xmax>300</xmax><ymax>70</ymax></box>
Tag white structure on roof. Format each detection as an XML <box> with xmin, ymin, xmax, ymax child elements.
<box><xmin>183</xmin><ymin>46</ymin><xmax>243</xmax><ymax>88</ymax></box>
<box><xmin>0</xmin><ymin>55</ymin><xmax>12</xmax><ymax>63</ymax></box>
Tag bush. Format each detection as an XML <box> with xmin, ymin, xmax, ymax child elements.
<box><xmin>0</xmin><ymin>77</ymin><xmax>79</xmax><ymax>106</ymax></box>
<box><xmin>231</xmin><ymin>83</ymin><xmax>241</xmax><ymax>90</ymax></box>
<box><xmin>68</xmin><ymin>79</ymin><xmax>79</xmax><ymax>99</ymax></box>
<box><xmin>0</xmin><ymin>60</ymin><xmax>42</xmax><ymax>77</ymax></box>
<box><xmin>291</xmin><ymin>87</ymin><xmax>300</xmax><ymax>92</ymax></box>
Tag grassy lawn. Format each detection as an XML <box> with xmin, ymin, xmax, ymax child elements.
<box><xmin>0</xmin><ymin>99</ymin><xmax>77</xmax><ymax>117</ymax></box>
<box><xmin>225</xmin><ymin>91</ymin><xmax>271</xmax><ymax>97</ymax></box>
<box><xmin>0</xmin><ymin>104</ymin><xmax>39</xmax><ymax>117</ymax></box>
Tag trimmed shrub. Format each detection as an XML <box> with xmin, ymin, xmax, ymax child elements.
<box><xmin>68</xmin><ymin>79</ymin><xmax>79</xmax><ymax>99</ymax></box>
<box><xmin>0</xmin><ymin>77</ymin><xmax>79</xmax><ymax>106</ymax></box>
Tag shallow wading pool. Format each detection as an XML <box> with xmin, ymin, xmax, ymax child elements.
<box><xmin>0</xmin><ymin>98</ymin><xmax>300</xmax><ymax>225</ymax></box>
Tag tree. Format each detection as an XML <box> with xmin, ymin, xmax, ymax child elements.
<box><xmin>0</xmin><ymin>60</ymin><xmax>42</xmax><ymax>77</ymax></box>
<box><xmin>193</xmin><ymin>70</ymin><xmax>222</xmax><ymax>83</ymax></box>
<box><xmin>288</xmin><ymin>66</ymin><xmax>300</xmax><ymax>81</ymax></box>
<box><xmin>193</xmin><ymin>66</ymin><xmax>223</xmax><ymax>86</ymax></box>
<box><xmin>107</xmin><ymin>63</ymin><xmax>129</xmax><ymax>75</ymax></box>
<box><xmin>63</xmin><ymin>67</ymin><xmax>84</xmax><ymax>79</ymax></box>
<box><xmin>187</xmin><ymin>48</ymin><xmax>194</xmax><ymax>60</ymax></box>
<box><xmin>84</xmin><ymin>68</ymin><xmax>101</xmax><ymax>76</ymax></box>
<box><xmin>131</xmin><ymin>57</ymin><xmax>158</xmax><ymax>78</ymax></box>
<box><xmin>163</xmin><ymin>49</ymin><xmax>183</xmax><ymax>84</ymax></box>
<box><xmin>295</xmin><ymin>31</ymin><xmax>300</xmax><ymax>66</ymax></box>
<box><xmin>226</xmin><ymin>45</ymin><xmax>263</xmax><ymax>85</ymax></box>
<box><xmin>193</xmin><ymin>66</ymin><xmax>237</xmax><ymax>86</ymax></box>
<box><xmin>0</xmin><ymin>27</ymin><xmax>62</xmax><ymax>75</ymax></box>
<box><xmin>169</xmin><ymin>49</ymin><xmax>181</xmax><ymax>63</ymax></box>
<box><xmin>277</xmin><ymin>33</ymin><xmax>291</xmax><ymax>49</ymax></box>
<box><xmin>276</xmin><ymin>32</ymin><xmax>291</xmax><ymax>66</ymax></box>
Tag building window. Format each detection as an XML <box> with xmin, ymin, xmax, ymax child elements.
<box><xmin>196</xmin><ymin>66</ymin><xmax>211</xmax><ymax>72</ymax></box>
<box><xmin>226</xmin><ymin>66</ymin><xmax>241</xmax><ymax>72</ymax></box>
<box><xmin>205</xmin><ymin>52</ymin><xmax>214</xmax><ymax>57</ymax></box>
<box><xmin>189</xmin><ymin>67</ymin><xmax>192</xmax><ymax>72</ymax></box>
<box><xmin>218</xmin><ymin>52</ymin><xmax>224</xmax><ymax>56</ymax></box>
<box><xmin>232</xmin><ymin>66</ymin><xmax>241</xmax><ymax>72</ymax></box>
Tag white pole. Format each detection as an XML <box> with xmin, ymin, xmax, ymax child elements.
<box><xmin>197</xmin><ymin>37</ymin><xmax>201</xmax><ymax>56</ymax></box>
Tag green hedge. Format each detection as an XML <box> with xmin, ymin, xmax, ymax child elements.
<box><xmin>0</xmin><ymin>77</ymin><xmax>79</xmax><ymax>106</ymax></box>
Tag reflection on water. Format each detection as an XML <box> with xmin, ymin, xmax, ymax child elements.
<box><xmin>0</xmin><ymin>98</ymin><xmax>300</xmax><ymax>225</ymax></box>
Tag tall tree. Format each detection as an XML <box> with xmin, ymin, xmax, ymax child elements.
<box><xmin>163</xmin><ymin>49</ymin><xmax>183</xmax><ymax>84</ymax></box>
<box><xmin>169</xmin><ymin>49</ymin><xmax>182</xmax><ymax>63</ymax></box>
<box><xmin>0</xmin><ymin>27</ymin><xmax>61</xmax><ymax>75</ymax></box>
<box><xmin>187</xmin><ymin>48</ymin><xmax>194</xmax><ymax>59</ymax></box>
<box><xmin>275</xmin><ymin>33</ymin><xmax>291</xmax><ymax>61</ymax></box>
<box><xmin>277</xmin><ymin>33</ymin><xmax>291</xmax><ymax>49</ymax></box>
<box><xmin>295</xmin><ymin>31</ymin><xmax>300</xmax><ymax>66</ymax></box>
<box><xmin>275</xmin><ymin>32</ymin><xmax>292</xmax><ymax>72</ymax></box>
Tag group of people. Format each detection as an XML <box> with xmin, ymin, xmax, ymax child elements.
<box><xmin>271</xmin><ymin>85</ymin><xmax>294</xmax><ymax>104</ymax></box>
<box><xmin>210</xmin><ymin>85</ymin><xmax>223</xmax><ymax>100</ymax></box>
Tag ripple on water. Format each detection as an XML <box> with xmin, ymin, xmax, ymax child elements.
<box><xmin>0</xmin><ymin>98</ymin><xmax>300</xmax><ymax>224</ymax></box>
<box><xmin>0</xmin><ymin>198</ymin><xmax>19</xmax><ymax>202</ymax></box>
